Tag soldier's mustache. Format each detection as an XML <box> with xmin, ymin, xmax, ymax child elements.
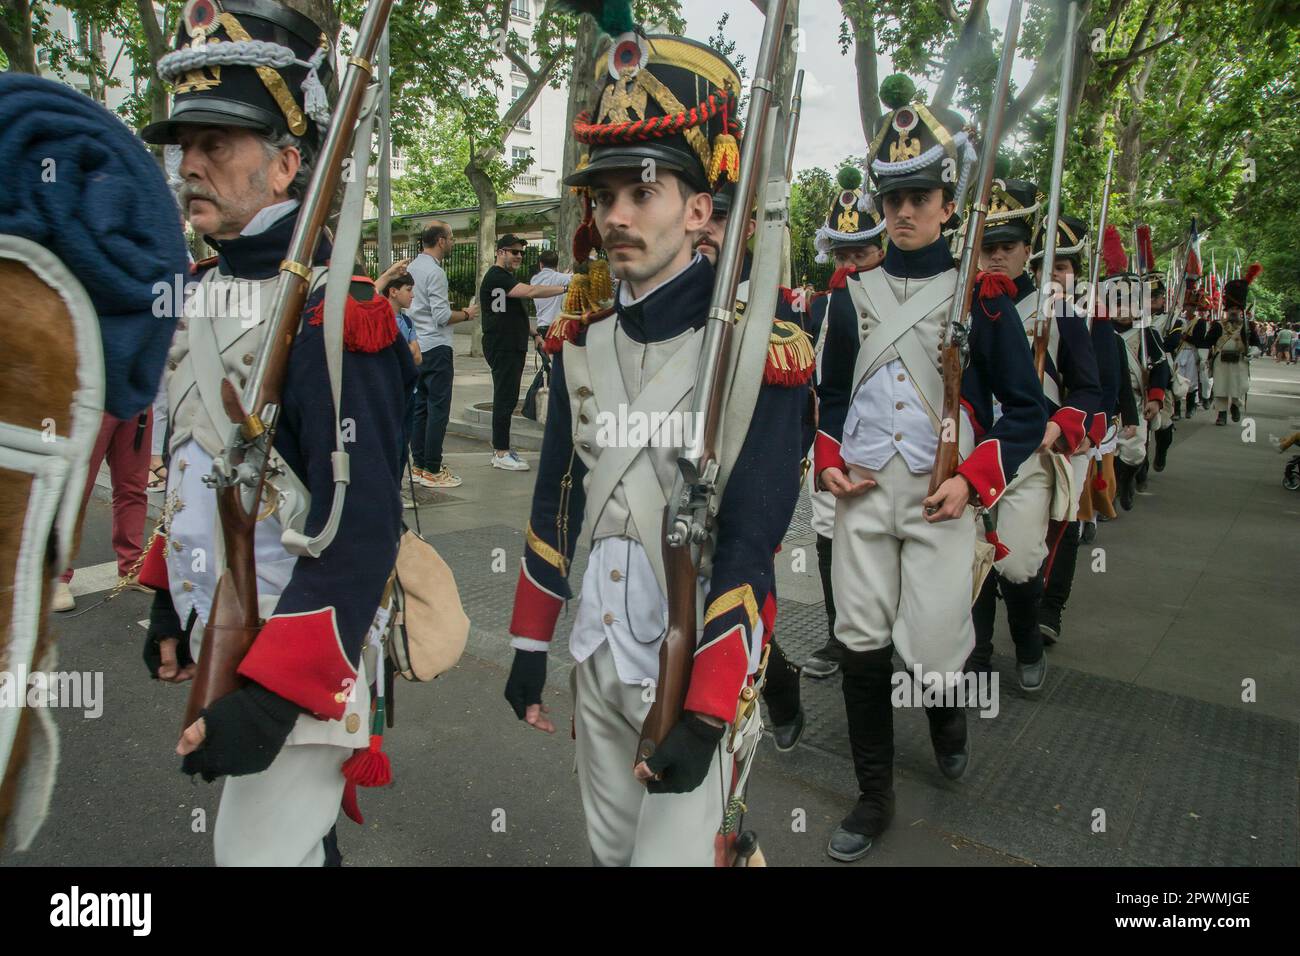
<box><xmin>604</xmin><ymin>232</ymin><xmax>644</xmax><ymax>249</ymax></box>
<box><xmin>179</xmin><ymin>184</ymin><xmax>224</xmax><ymax>209</ymax></box>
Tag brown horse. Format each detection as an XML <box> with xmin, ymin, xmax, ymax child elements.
<box><xmin>0</xmin><ymin>241</ymin><xmax>103</xmax><ymax>853</ymax></box>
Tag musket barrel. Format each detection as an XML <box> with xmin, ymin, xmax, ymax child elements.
<box><xmin>784</xmin><ymin>69</ymin><xmax>803</xmax><ymax>181</ymax></box>
<box><xmin>1034</xmin><ymin>0</ymin><xmax>1080</xmax><ymax>374</ymax></box>
<box><xmin>1085</xmin><ymin>149</ymin><xmax>1115</xmax><ymax>332</ymax></box>
<box><xmin>677</xmin><ymin>0</ymin><xmax>789</xmax><ymax>517</ymax></box>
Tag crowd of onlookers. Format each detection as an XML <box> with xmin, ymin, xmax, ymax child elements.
<box><xmin>1259</xmin><ymin>321</ymin><xmax>1300</xmax><ymax>364</ymax></box>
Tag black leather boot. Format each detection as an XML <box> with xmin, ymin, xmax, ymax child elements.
<box><xmin>1230</xmin><ymin>403</ymin><xmax>1241</xmax><ymax>423</ymax></box>
<box><xmin>827</xmin><ymin>646</ymin><xmax>896</xmax><ymax>862</ymax></box>
<box><xmin>1135</xmin><ymin>456</ymin><xmax>1150</xmax><ymax>492</ymax></box>
<box><xmin>762</xmin><ymin>638</ymin><xmax>804</xmax><ymax>752</ymax></box>
<box><xmin>966</xmin><ymin>573</ymin><xmax>998</xmax><ymax>674</ymax></box>
<box><xmin>1153</xmin><ymin>425</ymin><xmax>1174</xmax><ymax>472</ymax></box>
<box><xmin>1216</xmin><ymin>410</ymin><xmax>1227</xmax><ymax>426</ymax></box>
<box><xmin>924</xmin><ymin>704</ymin><xmax>969</xmax><ymax>781</ymax></box>
<box><xmin>1039</xmin><ymin>520</ymin><xmax>1080</xmax><ymax>644</ymax></box>
<box><xmin>1115</xmin><ymin>460</ymin><xmax>1138</xmax><ymax>510</ymax></box>
<box><xmin>805</xmin><ymin>535</ymin><xmax>842</xmax><ymax>679</ymax></box>
<box><xmin>1001</xmin><ymin>576</ymin><xmax>1046</xmax><ymax>691</ymax></box>
<box><xmin>1185</xmin><ymin>395</ymin><xmax>1195</xmax><ymax>419</ymax></box>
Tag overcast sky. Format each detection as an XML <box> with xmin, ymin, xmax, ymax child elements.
<box><xmin>675</xmin><ymin>0</ymin><xmax>1039</xmax><ymax>174</ymax></box>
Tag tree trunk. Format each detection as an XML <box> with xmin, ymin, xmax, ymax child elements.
<box><xmin>468</xmin><ymin>152</ymin><xmax>499</xmax><ymax>359</ymax></box>
<box><xmin>557</xmin><ymin>16</ymin><xmax>602</xmax><ymax>270</ymax></box>
<box><xmin>932</xmin><ymin>0</ymin><xmax>990</xmax><ymax>111</ymax></box>
<box><xmin>841</xmin><ymin>1</ymin><xmax>880</xmax><ymax>144</ymax></box>
<box><xmin>0</xmin><ymin>0</ymin><xmax>39</xmax><ymax>74</ymax></box>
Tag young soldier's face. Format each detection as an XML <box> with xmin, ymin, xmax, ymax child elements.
<box><xmin>833</xmin><ymin>245</ymin><xmax>884</xmax><ymax>271</ymax></box>
<box><xmin>590</xmin><ymin>169</ymin><xmax>712</xmax><ymax>290</ymax></box>
<box><xmin>694</xmin><ymin>211</ymin><xmax>755</xmax><ymax>265</ymax></box>
<box><xmin>881</xmin><ymin>188</ymin><xmax>955</xmax><ymax>250</ymax></box>
<box><xmin>176</xmin><ymin>125</ymin><xmax>300</xmax><ymax>239</ymax></box>
<box><xmin>979</xmin><ymin>240</ymin><xmax>1030</xmax><ymax>278</ymax></box>
<box><xmin>1050</xmin><ymin>257</ymin><xmax>1075</xmax><ymax>291</ymax></box>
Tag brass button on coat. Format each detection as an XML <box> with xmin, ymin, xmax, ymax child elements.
<box><xmin>242</xmin><ymin>353</ymin><xmax>254</xmax><ymax>365</ymax></box>
<box><xmin>897</xmin><ymin>373</ymin><xmax>906</xmax><ymax>382</ymax></box>
<box><xmin>334</xmin><ymin>691</ymin><xmax>347</xmax><ymax>704</ymax></box>
<box><xmin>610</xmin><ymin>569</ymin><xmax>622</xmax><ymax>582</ymax></box>
<box><xmin>894</xmin><ymin>432</ymin><xmax>902</xmax><ymax>441</ymax></box>
<box><xmin>602</xmin><ymin>612</ymin><xmax>615</xmax><ymax>625</ymax></box>
<box><xmin>345</xmin><ymin>713</ymin><xmax>361</xmax><ymax>733</ymax></box>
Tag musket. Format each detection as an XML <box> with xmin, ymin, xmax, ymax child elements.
<box><xmin>183</xmin><ymin>0</ymin><xmax>396</xmax><ymax>730</ymax></box>
<box><xmin>637</xmin><ymin>0</ymin><xmax>791</xmax><ymax>765</ymax></box>
<box><xmin>1032</xmin><ymin>0</ymin><xmax>1080</xmax><ymax>381</ymax></box>
<box><xmin>784</xmin><ymin>69</ymin><xmax>803</xmax><ymax>181</ymax></box>
<box><xmin>929</xmin><ymin>0</ymin><xmax>1024</xmax><ymax>499</ymax></box>
<box><xmin>1084</xmin><ymin>149</ymin><xmax>1115</xmax><ymax>333</ymax></box>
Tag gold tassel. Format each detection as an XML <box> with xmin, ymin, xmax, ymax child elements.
<box><xmin>708</xmin><ymin>132</ymin><xmax>741</xmax><ymax>185</ymax></box>
<box><xmin>563</xmin><ymin>273</ymin><xmax>591</xmax><ymax>313</ymax></box>
<box><xmin>589</xmin><ymin>258</ymin><xmax>612</xmax><ymax>302</ymax></box>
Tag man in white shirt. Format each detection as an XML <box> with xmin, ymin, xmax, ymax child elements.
<box><xmin>408</xmin><ymin>222</ymin><xmax>478</xmax><ymax>489</ymax></box>
<box><xmin>530</xmin><ymin>249</ymin><xmax>572</xmax><ymax>337</ymax></box>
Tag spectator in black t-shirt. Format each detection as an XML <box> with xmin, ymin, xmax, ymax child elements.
<box><xmin>478</xmin><ymin>234</ymin><xmax>567</xmax><ymax>471</ymax></box>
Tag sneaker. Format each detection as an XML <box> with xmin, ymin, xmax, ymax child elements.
<box><xmin>492</xmin><ymin>451</ymin><xmax>530</xmax><ymax>472</ymax></box>
<box><xmin>411</xmin><ymin>468</ymin><xmax>437</xmax><ymax>488</ymax></box>
<box><xmin>401</xmin><ymin>488</ymin><xmax>418</xmax><ymax>510</ymax></box>
<box><xmin>52</xmin><ymin>581</ymin><xmax>75</xmax><ymax>612</ymax></box>
<box><xmin>427</xmin><ymin>466</ymin><xmax>463</xmax><ymax>488</ymax></box>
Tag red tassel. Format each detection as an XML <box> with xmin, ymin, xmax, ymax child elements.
<box><xmin>976</xmin><ymin>271</ymin><xmax>1017</xmax><ymax>301</ymax></box>
<box><xmin>1245</xmin><ymin>262</ymin><xmax>1262</xmax><ymax>284</ymax></box>
<box><xmin>985</xmin><ymin>528</ymin><xmax>1011</xmax><ymax>562</ymax></box>
<box><xmin>342</xmin><ymin>734</ymin><xmax>393</xmax><ymax>788</ymax></box>
<box><xmin>763</xmin><ymin>360</ymin><xmax>815</xmax><ymax>387</ymax></box>
<box><xmin>829</xmin><ymin>264</ymin><xmax>858</xmax><ymax>290</ymax></box>
<box><xmin>306</xmin><ymin>294</ymin><xmax>399</xmax><ymax>354</ymax></box>
<box><xmin>1093</xmin><ymin>475</ymin><xmax>1107</xmax><ymax>491</ymax></box>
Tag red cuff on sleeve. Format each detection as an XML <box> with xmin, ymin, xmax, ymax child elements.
<box><xmin>238</xmin><ymin>607</ymin><xmax>357</xmax><ymax>721</ymax></box>
<box><xmin>509</xmin><ymin>566</ymin><xmax>562</xmax><ymax>642</ymax></box>
<box><xmin>813</xmin><ymin>430</ymin><xmax>846</xmax><ymax>485</ymax></box>
<box><xmin>1051</xmin><ymin>406</ymin><xmax>1089</xmax><ymax>453</ymax></box>
<box><xmin>683</xmin><ymin>624</ymin><xmax>750</xmax><ymax>723</ymax></box>
<box><xmin>956</xmin><ymin>439</ymin><xmax>1008</xmax><ymax>508</ymax></box>
<box><xmin>138</xmin><ymin>534</ymin><xmax>168</xmax><ymax>590</ymax></box>
<box><xmin>1147</xmin><ymin>388</ymin><xmax>1165</xmax><ymax>403</ymax></box>
<box><xmin>1087</xmin><ymin>412</ymin><xmax>1107</xmax><ymax>446</ymax></box>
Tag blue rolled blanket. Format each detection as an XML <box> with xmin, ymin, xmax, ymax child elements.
<box><xmin>0</xmin><ymin>73</ymin><xmax>187</xmax><ymax>420</ymax></box>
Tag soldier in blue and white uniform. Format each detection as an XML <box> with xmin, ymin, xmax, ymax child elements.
<box><xmin>137</xmin><ymin>0</ymin><xmax>413</xmax><ymax>866</ymax></box>
<box><xmin>966</xmin><ymin>185</ymin><xmax>1102</xmax><ymax>690</ymax></box>
<box><xmin>815</xmin><ymin>75</ymin><xmax>1046</xmax><ymax>862</ymax></box>
<box><xmin>800</xmin><ymin>168</ymin><xmax>887</xmax><ymax>681</ymax></box>
<box><xmin>500</xmin><ymin>27</ymin><xmax>812</xmax><ymax>866</ymax></box>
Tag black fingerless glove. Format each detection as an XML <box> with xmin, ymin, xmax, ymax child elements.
<box><xmin>504</xmin><ymin>649</ymin><xmax>547</xmax><ymax>720</ymax></box>
<box><xmin>644</xmin><ymin>714</ymin><xmax>725</xmax><ymax>795</ymax></box>
<box><xmin>181</xmin><ymin>683</ymin><xmax>301</xmax><ymax>782</ymax></box>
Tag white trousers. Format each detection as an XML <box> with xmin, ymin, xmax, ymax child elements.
<box><xmin>214</xmin><ymin>742</ymin><xmax>348</xmax><ymax>866</ymax></box>
<box><xmin>990</xmin><ymin>452</ymin><xmax>1051</xmax><ymax>584</ymax></box>
<box><xmin>574</xmin><ymin>641</ymin><xmax>734</xmax><ymax>866</ymax></box>
<box><xmin>831</xmin><ymin>455</ymin><xmax>975</xmax><ymax>679</ymax></box>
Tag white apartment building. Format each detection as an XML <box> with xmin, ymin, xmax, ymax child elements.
<box><xmin>35</xmin><ymin>5</ymin><xmax>153</xmax><ymax>115</ymax></box>
<box><xmin>498</xmin><ymin>0</ymin><xmax>569</xmax><ymax>200</ymax></box>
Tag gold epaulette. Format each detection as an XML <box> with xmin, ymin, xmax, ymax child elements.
<box><xmin>764</xmin><ymin>319</ymin><xmax>815</xmax><ymax>386</ymax></box>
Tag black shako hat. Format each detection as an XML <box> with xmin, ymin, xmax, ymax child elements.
<box><xmin>868</xmin><ymin>74</ymin><xmax>974</xmax><ymax>203</ymax></box>
<box><xmin>814</xmin><ymin>165</ymin><xmax>884</xmax><ymax>262</ymax></box>
<box><xmin>1031</xmin><ymin>212</ymin><xmax>1088</xmax><ymax>264</ymax></box>
<box><xmin>141</xmin><ymin>0</ymin><xmax>333</xmax><ymax>151</ymax></box>
<box><xmin>982</xmin><ymin>178</ymin><xmax>1040</xmax><ymax>246</ymax></box>
<box><xmin>564</xmin><ymin>33</ymin><xmax>742</xmax><ymax>195</ymax></box>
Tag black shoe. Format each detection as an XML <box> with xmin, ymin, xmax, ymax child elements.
<box><xmin>1154</xmin><ymin>426</ymin><xmax>1173</xmax><ymax>472</ymax></box>
<box><xmin>1230</xmin><ymin>404</ymin><xmax>1241</xmax><ymax>423</ymax></box>
<box><xmin>925</xmin><ymin>706</ymin><xmax>969</xmax><ymax>781</ymax></box>
<box><xmin>1185</xmin><ymin>397</ymin><xmax>1195</xmax><ymax>419</ymax></box>
<box><xmin>1037</xmin><ymin>607</ymin><xmax>1061</xmax><ymax>646</ymax></box>
<box><xmin>1135</xmin><ymin>460</ymin><xmax>1150</xmax><ymax>492</ymax></box>
<box><xmin>1216</xmin><ymin>411</ymin><xmax>1227</xmax><ymax>426</ymax></box>
<box><xmin>1017</xmin><ymin>656</ymin><xmax>1047</xmax><ymax>692</ymax></box>
<box><xmin>1171</xmin><ymin>410</ymin><xmax>1182</xmax><ymax>421</ymax></box>
<box><xmin>802</xmin><ymin>642</ymin><xmax>842</xmax><ymax>679</ymax></box>
<box><xmin>828</xmin><ymin>821</ymin><xmax>881</xmax><ymax>862</ymax></box>
<box><xmin>1080</xmin><ymin>520</ymin><xmax>1097</xmax><ymax>544</ymax></box>
<box><xmin>770</xmin><ymin>708</ymin><xmax>805</xmax><ymax>752</ymax></box>
<box><xmin>1201</xmin><ymin>398</ymin><xmax>1211</xmax><ymax>410</ymax></box>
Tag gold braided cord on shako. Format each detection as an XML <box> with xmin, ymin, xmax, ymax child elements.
<box><xmin>214</xmin><ymin>11</ymin><xmax>309</xmax><ymax>136</ymax></box>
